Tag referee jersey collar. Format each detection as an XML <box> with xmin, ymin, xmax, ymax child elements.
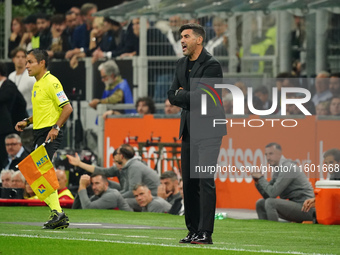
<box><xmin>41</xmin><ymin>71</ymin><xmax>50</xmax><ymax>80</ymax></box>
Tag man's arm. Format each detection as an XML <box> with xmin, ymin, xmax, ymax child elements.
<box><xmin>67</xmin><ymin>152</ymin><xmax>95</xmax><ymax>173</ymax></box>
<box><xmin>46</xmin><ymin>103</ymin><xmax>73</xmax><ymax>142</ymax></box>
<box><xmin>257</xmin><ymin>171</ymin><xmax>294</xmax><ymax>198</ymax></box>
<box><xmin>116</xmin><ymin>193</ymin><xmax>133</xmax><ymax>212</ymax></box>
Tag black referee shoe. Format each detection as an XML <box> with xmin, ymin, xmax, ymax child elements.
<box><xmin>43</xmin><ymin>210</ymin><xmax>69</xmax><ymax>229</ymax></box>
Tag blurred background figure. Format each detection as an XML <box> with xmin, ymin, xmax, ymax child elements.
<box><xmin>8</xmin><ymin>17</ymin><xmax>25</xmax><ymax>58</ymax></box>
<box><xmin>56</xmin><ymin>169</ymin><xmax>74</xmax><ymax>200</ymax></box>
<box><xmin>1</xmin><ymin>169</ymin><xmax>14</xmax><ymax>188</ymax></box>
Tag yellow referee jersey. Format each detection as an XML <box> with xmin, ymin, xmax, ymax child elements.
<box><xmin>31</xmin><ymin>71</ymin><xmax>70</xmax><ymax>130</ymax></box>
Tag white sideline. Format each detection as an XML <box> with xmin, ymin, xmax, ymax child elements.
<box><xmin>0</xmin><ymin>233</ymin><xmax>331</xmax><ymax>255</ymax></box>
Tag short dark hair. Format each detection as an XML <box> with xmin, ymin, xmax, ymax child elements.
<box><xmin>23</xmin><ymin>14</ymin><xmax>37</xmax><ymax>24</ymax></box>
<box><xmin>0</xmin><ymin>62</ymin><xmax>7</xmax><ymax>76</ymax></box>
<box><xmin>179</xmin><ymin>23</ymin><xmax>206</xmax><ymax>43</ymax></box>
<box><xmin>324</xmin><ymin>149</ymin><xmax>340</xmax><ymax>162</ymax></box>
<box><xmin>160</xmin><ymin>171</ymin><xmax>178</xmax><ymax>181</ymax></box>
<box><xmin>135</xmin><ymin>97</ymin><xmax>156</xmax><ymax>114</ymax></box>
<box><xmin>133</xmin><ymin>183</ymin><xmax>148</xmax><ymax>191</ymax></box>
<box><xmin>27</xmin><ymin>49</ymin><xmax>49</xmax><ymax>68</ymax></box>
<box><xmin>265</xmin><ymin>143</ymin><xmax>282</xmax><ymax>151</ymax></box>
<box><xmin>50</xmin><ymin>14</ymin><xmax>65</xmax><ymax>25</ymax></box>
<box><xmin>36</xmin><ymin>13</ymin><xmax>50</xmax><ymax>21</ymax></box>
<box><xmin>10</xmin><ymin>47</ymin><xmax>27</xmax><ymax>58</ymax></box>
<box><xmin>91</xmin><ymin>173</ymin><xmax>108</xmax><ymax>183</ymax></box>
<box><xmin>116</xmin><ymin>144</ymin><xmax>135</xmax><ymax>160</ymax></box>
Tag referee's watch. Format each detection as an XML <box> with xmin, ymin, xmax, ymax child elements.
<box><xmin>52</xmin><ymin>124</ymin><xmax>60</xmax><ymax>131</ymax></box>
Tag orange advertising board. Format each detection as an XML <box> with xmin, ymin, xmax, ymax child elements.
<box><xmin>103</xmin><ymin>115</ymin><xmax>340</xmax><ymax>209</ymax></box>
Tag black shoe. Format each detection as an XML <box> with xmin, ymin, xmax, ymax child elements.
<box><xmin>179</xmin><ymin>232</ymin><xmax>197</xmax><ymax>243</ymax></box>
<box><xmin>43</xmin><ymin>210</ymin><xmax>69</xmax><ymax>229</ymax></box>
<box><xmin>191</xmin><ymin>232</ymin><xmax>213</xmax><ymax>244</ymax></box>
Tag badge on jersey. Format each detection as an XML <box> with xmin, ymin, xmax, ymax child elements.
<box><xmin>34</xmin><ymin>91</ymin><xmax>36</xmax><ymax>97</ymax></box>
<box><xmin>56</xmin><ymin>91</ymin><xmax>68</xmax><ymax>103</ymax></box>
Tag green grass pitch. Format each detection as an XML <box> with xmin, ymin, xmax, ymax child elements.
<box><xmin>0</xmin><ymin>206</ymin><xmax>339</xmax><ymax>255</ymax></box>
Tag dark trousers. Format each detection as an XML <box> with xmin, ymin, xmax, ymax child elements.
<box><xmin>33</xmin><ymin>127</ymin><xmax>63</xmax><ymax>160</ymax></box>
<box><xmin>181</xmin><ymin>131</ymin><xmax>222</xmax><ymax>234</ymax></box>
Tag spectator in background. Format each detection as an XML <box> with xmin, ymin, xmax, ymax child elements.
<box><xmin>302</xmin><ymin>148</ymin><xmax>340</xmax><ymax>212</ymax></box>
<box><xmin>9</xmin><ymin>47</ymin><xmax>36</xmax><ymax>116</ymax></box>
<box><xmin>157</xmin><ymin>171</ymin><xmax>182</xmax><ymax>205</ymax></box>
<box><xmin>69</xmin><ymin>16</ymin><xmax>107</xmax><ymax>67</ymax></box>
<box><xmin>24</xmin><ymin>180</ymin><xmax>38</xmax><ymax>199</ymax></box>
<box><xmin>91</xmin><ymin>17</ymin><xmax>128</xmax><ymax>62</ymax></box>
<box><xmin>329</xmin><ymin>96</ymin><xmax>340</xmax><ymax>116</ymax></box>
<box><xmin>251</xmin><ymin>143</ymin><xmax>315</xmax><ymax>222</ymax></box>
<box><xmin>88</xmin><ymin>60</ymin><xmax>134</xmax><ymax>113</ymax></box>
<box><xmin>133</xmin><ymin>183</ymin><xmax>171</xmax><ymax>213</ymax></box>
<box><xmin>62</xmin><ymin>11</ymin><xmax>78</xmax><ymax>57</ymax></box>
<box><xmin>1</xmin><ymin>169</ymin><xmax>14</xmax><ymax>188</ymax></box>
<box><xmin>164</xmin><ymin>99</ymin><xmax>181</xmax><ymax>115</ymax></box>
<box><xmin>323</xmin><ymin>148</ymin><xmax>340</xmax><ymax>180</ymax></box>
<box><xmin>71</xmin><ymin>3</ymin><xmax>97</xmax><ymax>53</ymax></box>
<box><xmin>102</xmin><ymin>96</ymin><xmax>156</xmax><ymax>119</ymax></box>
<box><xmin>70</xmin><ymin>6</ymin><xmax>83</xmax><ymax>26</ymax></box>
<box><xmin>66</xmin><ymin>144</ymin><xmax>160</xmax><ymax>199</ymax></box>
<box><xmin>315</xmin><ymin>101</ymin><xmax>330</xmax><ymax>116</ymax></box>
<box><xmin>205</xmin><ymin>17</ymin><xmax>228</xmax><ymax>56</ymax></box>
<box><xmin>72</xmin><ymin>173</ymin><xmax>132</xmax><ymax>210</ymax></box>
<box><xmin>120</xmin><ymin>18</ymin><xmax>175</xmax><ymax>57</ymax></box>
<box><xmin>11</xmin><ymin>171</ymin><xmax>25</xmax><ymax>189</ymax></box>
<box><xmin>0</xmin><ymin>62</ymin><xmax>27</xmax><ymax>169</ymax></box>
<box><xmin>8</xmin><ymin>17</ymin><xmax>25</xmax><ymax>58</ymax></box>
<box><xmin>4</xmin><ymin>134</ymin><xmax>29</xmax><ymax>171</ymax></box>
<box><xmin>56</xmin><ymin>169</ymin><xmax>74</xmax><ymax>200</ymax></box>
<box><xmin>136</xmin><ymin>97</ymin><xmax>156</xmax><ymax>115</ymax></box>
<box><xmin>312</xmin><ymin>71</ymin><xmax>333</xmax><ymax>106</ymax></box>
<box><xmin>330</xmin><ymin>73</ymin><xmax>340</xmax><ymax>96</ymax></box>
<box><xmin>20</xmin><ymin>14</ymin><xmax>38</xmax><ymax>51</ymax></box>
<box><xmin>254</xmin><ymin>86</ymin><xmax>272</xmax><ymax>110</ymax></box>
<box><xmin>36</xmin><ymin>13</ymin><xmax>51</xmax><ymax>50</ymax></box>
<box><xmin>47</xmin><ymin>14</ymin><xmax>70</xmax><ymax>59</ymax></box>
<box><xmin>166</xmin><ymin>15</ymin><xmax>183</xmax><ymax>57</ymax></box>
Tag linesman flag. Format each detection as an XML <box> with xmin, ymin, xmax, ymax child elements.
<box><xmin>17</xmin><ymin>144</ymin><xmax>59</xmax><ymax>201</ymax></box>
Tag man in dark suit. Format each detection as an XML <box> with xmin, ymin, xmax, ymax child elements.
<box><xmin>4</xmin><ymin>133</ymin><xmax>29</xmax><ymax>170</ymax></box>
<box><xmin>168</xmin><ymin>23</ymin><xmax>227</xmax><ymax>245</ymax></box>
<box><xmin>0</xmin><ymin>62</ymin><xmax>27</xmax><ymax>169</ymax></box>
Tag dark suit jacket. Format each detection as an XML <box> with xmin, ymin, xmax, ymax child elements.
<box><xmin>0</xmin><ymin>79</ymin><xmax>25</xmax><ymax>135</ymax></box>
<box><xmin>168</xmin><ymin>48</ymin><xmax>227</xmax><ymax>139</ymax></box>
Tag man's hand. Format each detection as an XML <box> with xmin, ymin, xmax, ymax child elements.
<box><xmin>79</xmin><ymin>174</ymin><xmax>91</xmax><ymax>191</ymax></box>
<box><xmin>46</xmin><ymin>128</ymin><xmax>59</xmax><ymax>142</ymax></box>
<box><xmin>89</xmin><ymin>98</ymin><xmax>100</xmax><ymax>109</ymax></box>
<box><xmin>157</xmin><ymin>184</ymin><xmax>172</xmax><ymax>199</ymax></box>
<box><xmin>301</xmin><ymin>198</ymin><xmax>315</xmax><ymax>212</ymax></box>
<box><xmin>66</xmin><ymin>152</ymin><xmax>81</xmax><ymax>167</ymax></box>
<box><xmin>251</xmin><ymin>170</ymin><xmax>263</xmax><ymax>183</ymax></box>
<box><xmin>15</xmin><ymin>120</ymin><xmax>27</xmax><ymax>132</ymax></box>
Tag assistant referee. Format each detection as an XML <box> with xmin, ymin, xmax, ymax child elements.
<box><xmin>15</xmin><ymin>49</ymin><xmax>73</xmax><ymax>229</ymax></box>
